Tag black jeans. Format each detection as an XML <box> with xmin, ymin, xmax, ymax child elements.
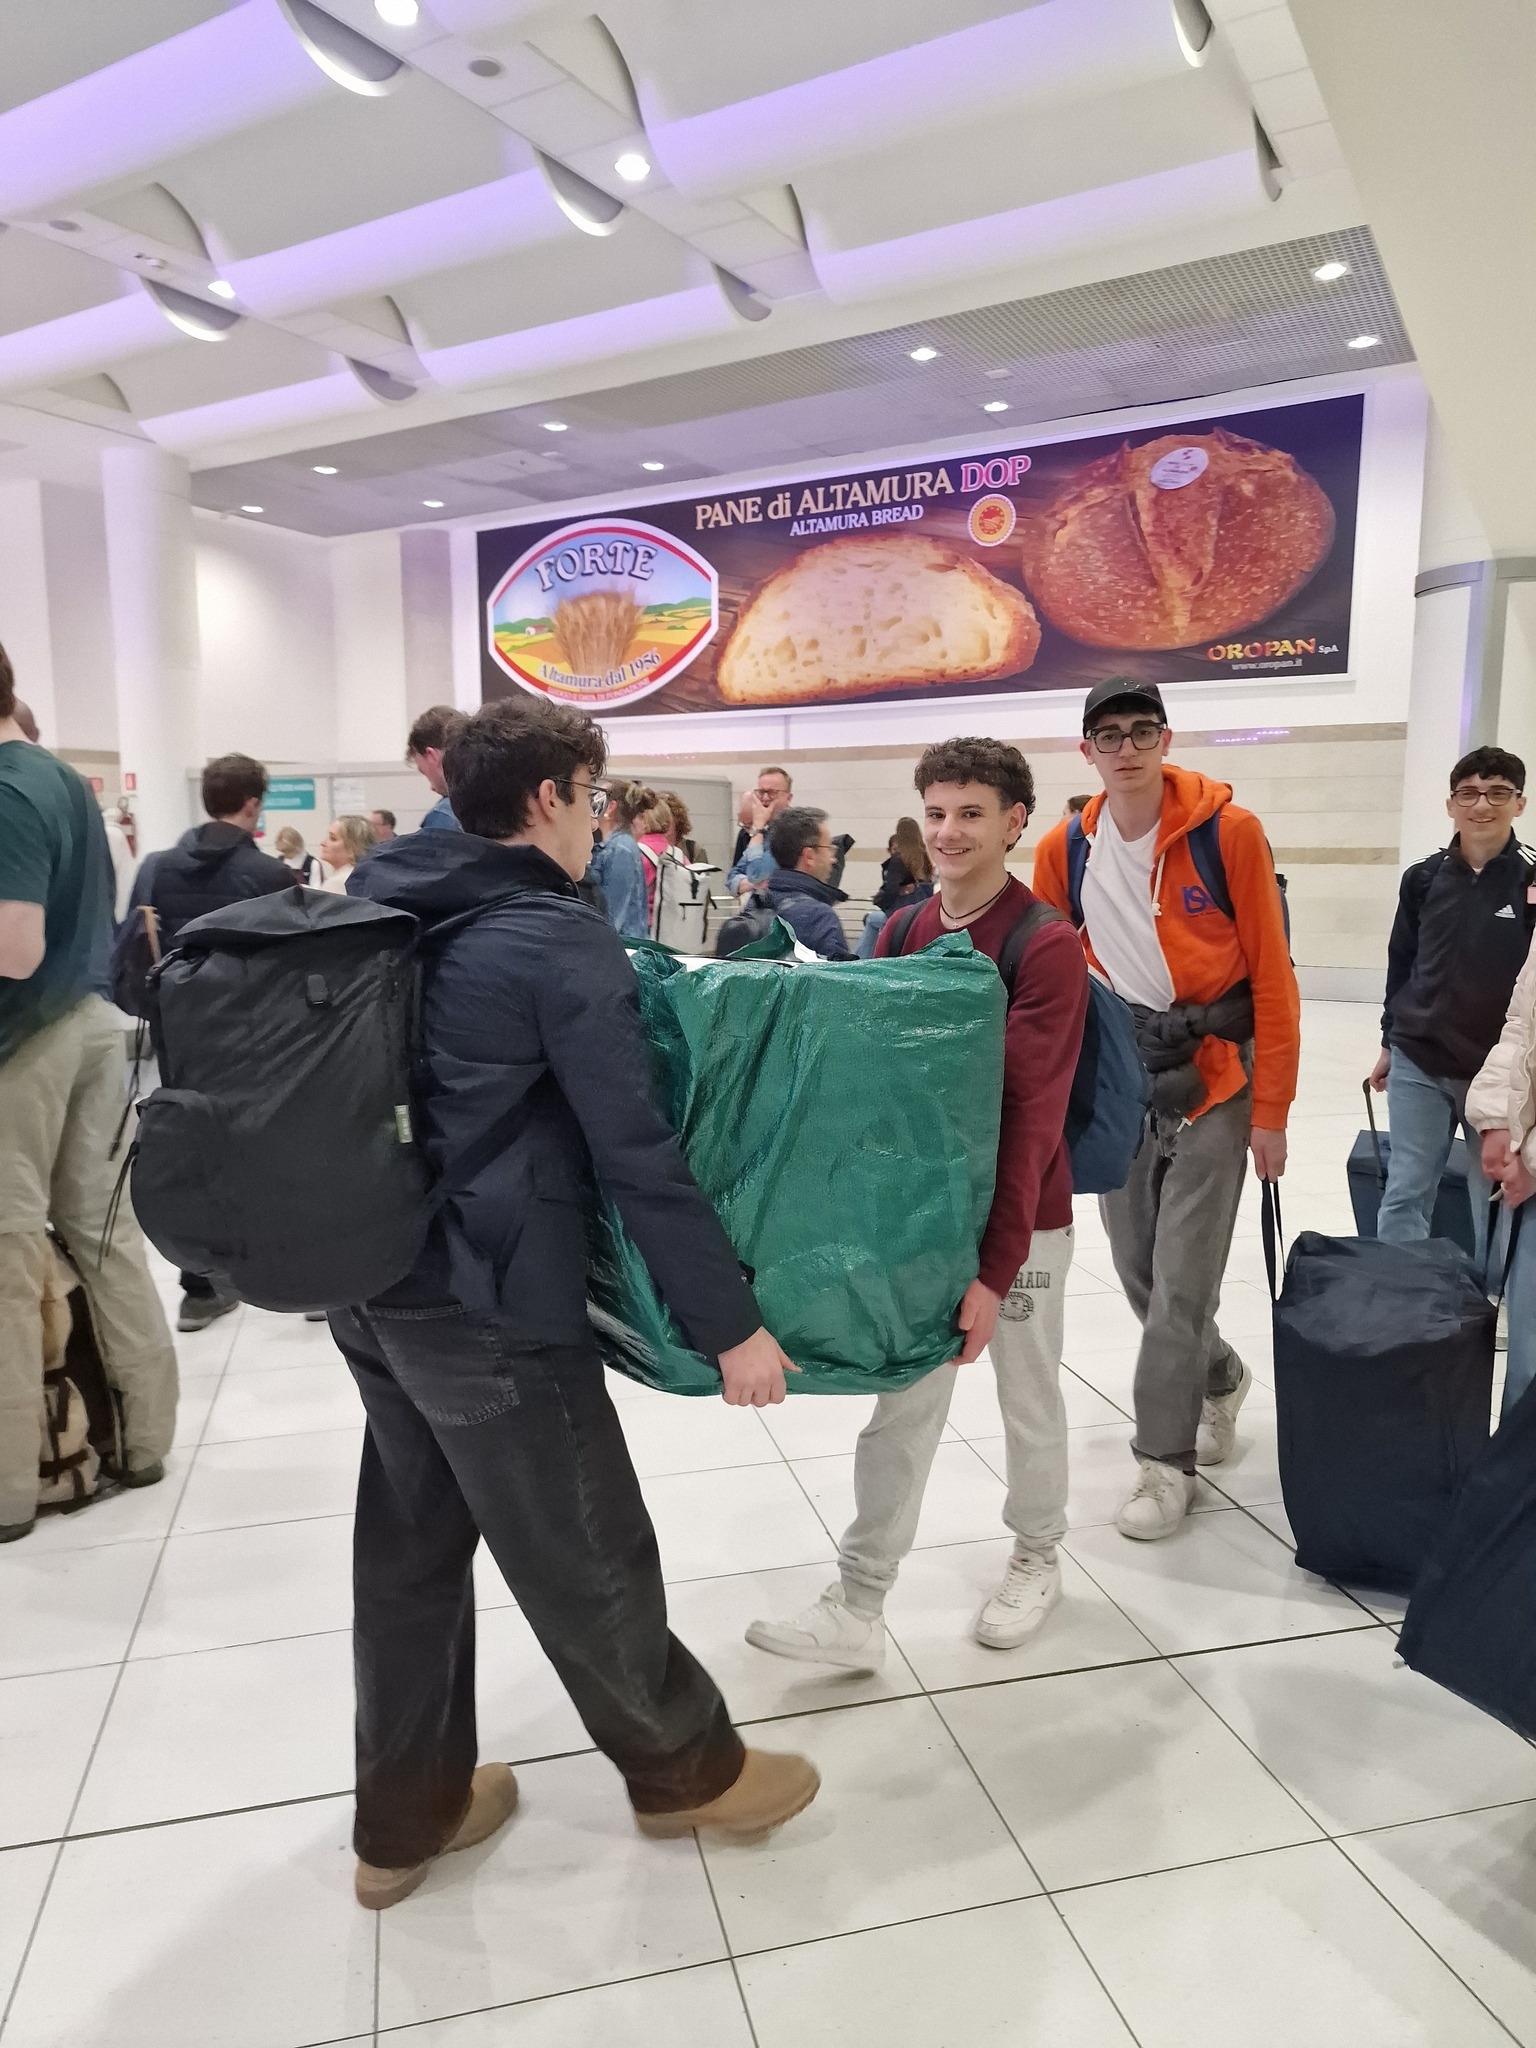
<box><xmin>331</xmin><ymin>1302</ymin><xmax>744</xmax><ymax>1868</ymax></box>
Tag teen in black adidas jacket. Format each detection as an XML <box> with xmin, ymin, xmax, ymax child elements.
<box><xmin>1381</xmin><ymin>829</ymin><xmax>1535</xmax><ymax>1081</ymax></box>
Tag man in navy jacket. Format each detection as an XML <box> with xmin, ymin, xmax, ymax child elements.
<box><xmin>762</xmin><ymin>807</ymin><xmax>852</xmax><ymax>960</ymax></box>
<box><xmin>341</xmin><ymin>695</ymin><xmax>818</xmax><ymax>1909</ymax></box>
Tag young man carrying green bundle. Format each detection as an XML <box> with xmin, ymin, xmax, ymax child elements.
<box><xmin>747</xmin><ymin>738</ymin><xmax>1090</xmax><ymax>1665</ymax></box>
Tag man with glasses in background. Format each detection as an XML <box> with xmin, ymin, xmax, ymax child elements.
<box><xmin>1370</xmin><ymin>747</ymin><xmax>1533</xmax><ymax>1255</ymax></box>
<box><xmin>1034</xmin><ymin>678</ymin><xmax>1299</xmax><ymax>1541</ymax></box>
<box><xmin>727</xmin><ymin>766</ymin><xmax>795</xmax><ymax>898</ymax></box>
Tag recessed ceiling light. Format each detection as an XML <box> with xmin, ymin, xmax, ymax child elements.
<box><xmin>422</xmin><ymin>499</ymin><xmax>444</xmax><ymax>508</ymax></box>
<box><xmin>313</xmin><ymin>464</ymin><xmax>338</xmax><ymax>475</ymax></box>
<box><xmin>240</xmin><ymin>505</ymin><xmax>264</xmax><ymax>515</ymax></box>
<box><xmin>48</xmin><ymin>219</ymin><xmax>80</xmax><ymax>232</ymax></box>
<box><xmin>982</xmin><ymin>400</ymin><xmax>1010</xmax><ymax>413</ymax></box>
<box><xmin>1347</xmin><ymin>332</ymin><xmax>1382</xmax><ymax>349</ymax></box>
<box><xmin>909</xmin><ymin>346</ymin><xmax>939</xmax><ymax>362</ymax></box>
<box><xmin>137</xmin><ymin>253</ymin><xmax>167</xmax><ymax>271</ymax></box>
<box><xmin>1312</xmin><ymin>260</ymin><xmax>1349</xmax><ymax>282</ymax></box>
<box><xmin>614</xmin><ymin>152</ymin><xmax>651</xmax><ymax>184</ymax></box>
<box><xmin>208</xmin><ymin>280</ymin><xmax>237</xmax><ymax>299</ymax></box>
<box><xmin>641</xmin><ymin>461</ymin><xmax>665</xmax><ymax>472</ymax></box>
<box><xmin>468</xmin><ymin>56</ymin><xmax>502</xmax><ymax>77</ymax></box>
<box><xmin>374</xmin><ymin>0</ymin><xmax>417</xmax><ymax>23</ymax></box>
<box><xmin>542</xmin><ymin>420</ymin><xmax>568</xmax><ymax>432</ymax></box>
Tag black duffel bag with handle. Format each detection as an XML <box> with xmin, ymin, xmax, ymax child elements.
<box><xmin>1264</xmin><ymin>1182</ymin><xmax>1497</xmax><ymax>1594</ymax></box>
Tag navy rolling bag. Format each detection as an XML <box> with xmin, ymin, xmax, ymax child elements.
<box><xmin>1347</xmin><ymin>1080</ymin><xmax>1475</xmax><ymax>1257</ymax></box>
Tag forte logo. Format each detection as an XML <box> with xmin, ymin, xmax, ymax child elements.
<box><xmin>486</xmin><ymin>519</ymin><xmax>718</xmax><ymax>708</ymax></box>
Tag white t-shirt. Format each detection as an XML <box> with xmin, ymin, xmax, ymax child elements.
<box><xmin>1079</xmin><ymin>810</ymin><xmax>1176</xmax><ymax>1011</ymax></box>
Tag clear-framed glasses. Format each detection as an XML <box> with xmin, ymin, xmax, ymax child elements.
<box><xmin>1451</xmin><ymin>783</ymin><xmax>1519</xmax><ymax>809</ymax></box>
<box><xmin>1089</xmin><ymin>720</ymin><xmax>1166</xmax><ymax>754</ymax></box>
<box><xmin>557</xmin><ymin>777</ymin><xmax>610</xmax><ymax>819</ymax></box>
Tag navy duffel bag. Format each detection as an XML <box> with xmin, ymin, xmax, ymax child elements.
<box><xmin>1264</xmin><ymin>1184</ymin><xmax>1495</xmax><ymax>1594</ymax></box>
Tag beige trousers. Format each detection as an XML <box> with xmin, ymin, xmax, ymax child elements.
<box><xmin>0</xmin><ymin>997</ymin><xmax>178</xmax><ymax>1524</ymax></box>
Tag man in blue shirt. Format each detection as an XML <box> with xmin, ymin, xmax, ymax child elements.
<box><xmin>762</xmin><ymin>808</ymin><xmax>852</xmax><ymax>960</ymax></box>
<box><xmin>407</xmin><ymin>707</ymin><xmax>467</xmax><ymax>832</ymax></box>
<box><xmin>726</xmin><ymin>765</ymin><xmax>794</xmax><ymax>896</ymax></box>
<box><xmin>589</xmin><ymin>781</ymin><xmax>650</xmax><ymax>939</ymax></box>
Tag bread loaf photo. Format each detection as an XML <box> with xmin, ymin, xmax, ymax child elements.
<box><xmin>716</xmin><ymin>534</ymin><xmax>1040</xmax><ymax>706</ymax></box>
<box><xmin>1017</xmin><ymin>427</ymin><xmax>1335</xmax><ymax>650</ymax></box>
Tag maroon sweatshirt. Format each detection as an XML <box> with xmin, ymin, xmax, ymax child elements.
<box><xmin>878</xmin><ymin>877</ymin><xmax>1088</xmax><ymax>1293</ymax></box>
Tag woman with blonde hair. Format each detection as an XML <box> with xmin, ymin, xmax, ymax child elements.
<box><xmin>317</xmin><ymin>814</ymin><xmax>377</xmax><ymax>893</ymax></box>
<box><xmin>273</xmin><ymin>824</ymin><xmax>316</xmax><ymax>886</ymax></box>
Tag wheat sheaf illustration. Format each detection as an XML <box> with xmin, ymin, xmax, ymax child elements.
<box><xmin>550</xmin><ymin>591</ymin><xmax>642</xmax><ymax>675</ymax></box>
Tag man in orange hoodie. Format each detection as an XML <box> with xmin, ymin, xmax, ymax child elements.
<box><xmin>1034</xmin><ymin>679</ymin><xmax>1299</xmax><ymax>1539</ymax></box>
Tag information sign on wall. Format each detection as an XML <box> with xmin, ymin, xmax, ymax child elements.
<box><xmin>263</xmin><ymin>777</ymin><xmax>316</xmax><ymax>810</ymax></box>
<box><xmin>477</xmin><ymin>393</ymin><xmax>1363</xmax><ymax>719</ymax></box>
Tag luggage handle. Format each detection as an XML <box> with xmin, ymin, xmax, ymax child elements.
<box><xmin>1361</xmin><ymin>1079</ymin><xmax>1386</xmax><ymax>1187</ymax></box>
<box><xmin>1486</xmin><ymin>1192</ymin><xmax>1525</xmax><ymax>1306</ymax></box>
<box><xmin>1261</xmin><ymin>1177</ymin><xmax>1285</xmax><ymax>1301</ymax></box>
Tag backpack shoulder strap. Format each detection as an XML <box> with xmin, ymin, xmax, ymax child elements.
<box><xmin>1186</xmin><ymin>814</ymin><xmax>1234</xmax><ymax>920</ymax></box>
<box><xmin>996</xmin><ymin>899</ymin><xmax>1066</xmax><ymax>998</ymax></box>
<box><xmin>884</xmin><ymin>902</ymin><xmax>926</xmax><ymax>956</ymax></box>
<box><xmin>1065</xmin><ymin>812</ymin><xmax>1089</xmax><ymax>927</ymax></box>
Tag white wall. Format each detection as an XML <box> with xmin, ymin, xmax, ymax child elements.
<box><xmin>194</xmin><ymin>510</ymin><xmax>336</xmax><ymax>764</ymax></box>
<box><xmin>332</xmin><ymin>531</ymin><xmax>407</xmax><ymax>764</ymax></box>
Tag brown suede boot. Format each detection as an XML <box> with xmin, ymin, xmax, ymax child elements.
<box><xmin>636</xmin><ymin>1748</ymin><xmax>820</xmax><ymax>1843</ymax></box>
<box><xmin>355</xmin><ymin>1762</ymin><xmax>519</xmax><ymax>1910</ymax></box>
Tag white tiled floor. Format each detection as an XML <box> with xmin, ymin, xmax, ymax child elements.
<box><xmin>4</xmin><ymin>1000</ymin><xmax>1535</xmax><ymax>2047</ymax></box>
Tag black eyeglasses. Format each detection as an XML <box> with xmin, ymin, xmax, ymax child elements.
<box><xmin>556</xmin><ymin>777</ymin><xmax>610</xmax><ymax>819</ymax></box>
<box><xmin>1451</xmin><ymin>784</ymin><xmax>1520</xmax><ymax>809</ymax></box>
<box><xmin>1089</xmin><ymin>720</ymin><xmax>1166</xmax><ymax>754</ymax></box>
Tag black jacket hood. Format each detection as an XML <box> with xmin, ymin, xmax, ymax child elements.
<box><xmin>181</xmin><ymin>822</ymin><xmax>258</xmax><ymax>869</ymax></box>
<box><xmin>347</xmin><ymin>829</ymin><xmax>578</xmax><ymax>930</ymax></box>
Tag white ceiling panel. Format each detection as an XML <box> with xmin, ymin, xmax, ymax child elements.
<box><xmin>153</xmin><ymin>67</ymin><xmax>530</xmax><ymax>260</ymax></box>
<box><xmin>393</xmin><ymin>213</ymin><xmax>707</xmax><ymax>349</ymax></box>
<box><xmin>0</xmin><ymin>0</ymin><xmax>241</xmax><ymax>114</ymax></box>
<box><xmin>110</xmin><ymin>320</ymin><xmax>336</xmax><ymax>417</ymax></box>
<box><xmin>602</xmin><ymin>0</ymin><xmax>1033</xmax><ymax>119</ymax></box>
<box><xmin>0</xmin><ymin>229</ymin><xmax>135</xmax><ymax>334</ymax></box>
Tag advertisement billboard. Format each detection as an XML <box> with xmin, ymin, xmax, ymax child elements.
<box><xmin>477</xmin><ymin>392</ymin><xmax>1363</xmax><ymax>720</ymax></box>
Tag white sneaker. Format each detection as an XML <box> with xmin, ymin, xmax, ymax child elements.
<box><xmin>1116</xmin><ymin>1457</ymin><xmax>1196</xmax><ymax>1541</ymax></box>
<box><xmin>745</xmin><ymin>1584</ymin><xmax>886</xmax><ymax>1673</ymax></box>
<box><xmin>974</xmin><ymin>1552</ymin><xmax>1061</xmax><ymax>1649</ymax></box>
<box><xmin>1195</xmin><ymin>1361</ymin><xmax>1252</xmax><ymax>1466</ymax></box>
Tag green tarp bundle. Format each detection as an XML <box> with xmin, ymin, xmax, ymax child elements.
<box><xmin>586</xmin><ymin>926</ymin><xmax>1005</xmax><ymax>1396</ymax></box>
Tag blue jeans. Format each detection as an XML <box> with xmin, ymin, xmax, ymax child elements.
<box><xmin>857</xmin><ymin>908</ymin><xmax>888</xmax><ymax>959</ymax></box>
<box><xmin>1502</xmin><ymin>1203</ymin><xmax>1536</xmax><ymax>1421</ymax></box>
<box><xmin>1378</xmin><ymin>1051</ymin><xmax>1492</xmax><ymax>1268</ymax></box>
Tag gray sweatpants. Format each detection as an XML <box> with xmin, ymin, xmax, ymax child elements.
<box><xmin>0</xmin><ymin>998</ymin><xmax>179</xmax><ymax>1525</ymax></box>
<box><xmin>838</xmin><ymin>1225</ymin><xmax>1073</xmax><ymax>1613</ymax></box>
<box><xmin>1101</xmin><ymin>1087</ymin><xmax>1251</xmax><ymax>1472</ymax></box>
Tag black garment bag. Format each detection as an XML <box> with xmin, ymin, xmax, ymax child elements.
<box><xmin>1399</xmin><ymin>1210</ymin><xmax>1536</xmax><ymax>1736</ymax></box>
<box><xmin>1345</xmin><ymin>1080</ymin><xmax>1475</xmax><ymax>1256</ymax></box>
<box><xmin>1264</xmin><ymin>1182</ymin><xmax>1495</xmax><ymax>1593</ymax></box>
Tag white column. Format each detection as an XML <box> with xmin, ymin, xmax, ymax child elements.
<box><xmin>101</xmin><ymin>445</ymin><xmax>201</xmax><ymax>855</ymax></box>
<box><xmin>332</xmin><ymin>531</ymin><xmax>407</xmax><ymax>763</ymax></box>
<box><xmin>0</xmin><ymin>480</ymin><xmax>58</xmax><ymax>740</ymax></box>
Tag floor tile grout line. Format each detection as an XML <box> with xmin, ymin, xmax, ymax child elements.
<box><xmin>922</xmin><ymin>1687</ymin><xmax>1148</xmax><ymax>2048</ymax></box>
<box><xmin>371</xmin><ymin>1908</ymin><xmax>381</xmax><ymax>2048</ymax></box>
<box><xmin>691</xmin><ymin>1834</ymin><xmax>763</xmax><ymax>2048</ymax></box>
<box><xmin>369</xmin><ymin>1957</ymin><xmax>761</xmax><ymax>2041</ymax></box>
<box><xmin>0</xmin><ymin>1300</ymin><xmax>246</xmax><ymax>2040</ymax></box>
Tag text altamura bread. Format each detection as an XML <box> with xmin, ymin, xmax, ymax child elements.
<box><xmin>1016</xmin><ymin>428</ymin><xmax>1335</xmax><ymax>650</ymax></box>
<box><xmin>717</xmin><ymin>535</ymin><xmax>1040</xmax><ymax>705</ymax></box>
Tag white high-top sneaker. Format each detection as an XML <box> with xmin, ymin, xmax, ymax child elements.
<box><xmin>974</xmin><ymin>1551</ymin><xmax>1062</xmax><ymax>1649</ymax></box>
<box><xmin>1115</xmin><ymin>1457</ymin><xmax>1196</xmax><ymax>1540</ymax></box>
<box><xmin>1196</xmin><ymin>1361</ymin><xmax>1253</xmax><ymax>1466</ymax></box>
<box><xmin>745</xmin><ymin>1584</ymin><xmax>886</xmax><ymax>1673</ymax></box>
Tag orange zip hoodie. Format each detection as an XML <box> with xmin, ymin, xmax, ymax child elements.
<box><xmin>1033</xmin><ymin>764</ymin><xmax>1300</xmax><ymax>1129</ymax></box>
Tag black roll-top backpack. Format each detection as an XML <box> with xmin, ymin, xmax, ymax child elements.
<box><xmin>127</xmin><ymin>889</ymin><xmax>429</xmax><ymax>1312</ymax></box>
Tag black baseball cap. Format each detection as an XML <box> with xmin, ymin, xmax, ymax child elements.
<box><xmin>1082</xmin><ymin>676</ymin><xmax>1167</xmax><ymax>735</ymax></box>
